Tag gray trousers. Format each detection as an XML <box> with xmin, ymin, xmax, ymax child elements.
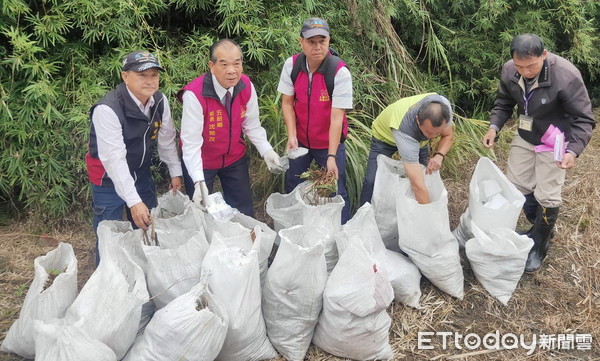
<box><xmin>507</xmin><ymin>134</ymin><xmax>566</xmax><ymax>208</ymax></box>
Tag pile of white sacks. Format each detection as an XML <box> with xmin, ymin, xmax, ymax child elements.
<box><xmin>1</xmin><ymin>156</ymin><xmax>534</xmax><ymax>361</ymax></box>
<box><xmin>371</xmin><ymin>155</ymin><xmax>533</xmax><ymax>306</ymax></box>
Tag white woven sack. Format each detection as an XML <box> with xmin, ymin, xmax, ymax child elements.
<box><xmin>97</xmin><ymin>221</ymin><xmax>147</xmax><ymax>272</ymax></box>
<box><xmin>152</xmin><ymin>204</ymin><xmax>206</xmax><ymax>231</ymax></box>
<box><xmin>453</xmin><ymin>157</ymin><xmax>525</xmax><ymax>246</ymax></box>
<box><xmin>396</xmin><ymin>171</ymin><xmax>464</xmax><ymax>299</ymax></box>
<box><xmin>204</xmin><ymin>216</ymin><xmax>274</xmax><ymax>288</ymax></box>
<box><xmin>265</xmin><ymin>190</ymin><xmax>304</xmax><ymax>239</ymax></box>
<box><xmin>466</xmin><ymin>223</ymin><xmax>534</xmax><ymax>305</ymax></box>
<box><xmin>313</xmin><ymin>244</ymin><xmax>394</xmax><ymax>360</ymax></box>
<box><xmin>337</xmin><ymin>203</ymin><xmax>387</xmax><ymax>264</ymax></box>
<box><xmin>266</xmin><ymin>181</ymin><xmax>342</xmax><ymax>271</ymax></box>
<box><xmin>123</xmin><ymin>282</ymin><xmax>228</xmax><ymax>361</ymax></box>
<box><xmin>201</xmin><ymin>231</ymin><xmax>277</xmax><ymax>361</ymax></box>
<box><xmin>0</xmin><ymin>243</ymin><xmax>78</xmax><ymax>359</ymax></box>
<box><xmin>144</xmin><ymin>230</ymin><xmax>209</xmax><ymax>309</ymax></box>
<box><xmin>371</xmin><ymin>155</ymin><xmax>407</xmax><ymax>252</ymax></box>
<box><xmin>296</xmin><ymin>188</ymin><xmax>344</xmax><ymax>274</ymax></box>
<box><xmin>227</xmin><ymin>212</ymin><xmax>277</xmax><ymax>286</ymax></box>
<box><xmin>383</xmin><ymin>250</ymin><xmax>422</xmax><ymax>308</ymax></box>
<box><xmin>65</xmin><ymin>242</ymin><xmax>148</xmax><ymax>359</ymax></box>
<box><xmin>230</xmin><ymin>212</ymin><xmax>277</xmax><ymax>249</ymax></box>
<box><xmin>33</xmin><ymin>318</ymin><xmax>116</xmax><ymax>361</ymax></box>
<box><xmin>297</xmin><ymin>182</ymin><xmax>345</xmax><ymax>233</ymax></box>
<box><xmin>97</xmin><ymin>223</ymin><xmax>155</xmax><ymax>335</ymax></box>
<box><xmin>336</xmin><ymin>203</ymin><xmax>421</xmax><ymax>307</ymax></box>
<box><xmin>151</xmin><ymin>190</ymin><xmax>191</xmax><ymax>218</ymax></box>
<box><xmin>262</xmin><ymin>225</ymin><xmax>328</xmax><ymax>361</ymax></box>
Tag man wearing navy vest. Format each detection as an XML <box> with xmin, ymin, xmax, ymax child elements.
<box><xmin>179</xmin><ymin>39</ymin><xmax>282</xmax><ymax>217</ymax></box>
<box><xmin>278</xmin><ymin>17</ymin><xmax>353</xmax><ymax>223</ymax></box>
<box><xmin>87</xmin><ymin>51</ymin><xmax>183</xmax><ymax>265</ymax></box>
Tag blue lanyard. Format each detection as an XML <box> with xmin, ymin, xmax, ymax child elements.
<box><xmin>522</xmin><ymin>89</ymin><xmax>535</xmax><ymax>116</ymax></box>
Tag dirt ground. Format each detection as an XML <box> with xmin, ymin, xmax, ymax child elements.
<box><xmin>0</xmin><ymin>128</ymin><xmax>598</xmax><ymax>360</ymax></box>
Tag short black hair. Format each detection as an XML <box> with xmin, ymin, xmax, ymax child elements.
<box><xmin>418</xmin><ymin>101</ymin><xmax>450</xmax><ymax>127</ymax></box>
<box><xmin>510</xmin><ymin>33</ymin><xmax>545</xmax><ymax>58</ymax></box>
<box><xmin>210</xmin><ymin>39</ymin><xmax>243</xmax><ymax>63</ymax></box>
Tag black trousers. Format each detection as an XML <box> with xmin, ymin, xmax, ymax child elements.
<box><xmin>182</xmin><ymin>155</ymin><xmax>254</xmax><ymax>217</ymax></box>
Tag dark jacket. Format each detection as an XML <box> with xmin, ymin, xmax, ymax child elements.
<box><xmin>86</xmin><ymin>83</ymin><xmax>164</xmax><ymax>186</ymax></box>
<box><xmin>490</xmin><ymin>52</ymin><xmax>595</xmax><ymax>156</ymax></box>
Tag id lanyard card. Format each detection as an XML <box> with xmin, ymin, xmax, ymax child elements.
<box><xmin>519</xmin><ymin>114</ymin><xmax>533</xmax><ymax>131</ymax></box>
<box><xmin>519</xmin><ymin>89</ymin><xmax>535</xmax><ymax>131</ymax></box>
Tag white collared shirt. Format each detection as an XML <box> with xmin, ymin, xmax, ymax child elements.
<box><xmin>277</xmin><ymin>56</ymin><xmax>353</xmax><ymax>109</ymax></box>
<box><xmin>180</xmin><ymin>74</ymin><xmax>273</xmax><ymax>183</ymax></box>
<box><xmin>91</xmin><ymin>87</ymin><xmax>182</xmax><ymax>207</ymax></box>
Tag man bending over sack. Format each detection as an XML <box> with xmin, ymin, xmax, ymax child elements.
<box><xmin>360</xmin><ymin>93</ymin><xmax>454</xmax><ymax>206</ymax></box>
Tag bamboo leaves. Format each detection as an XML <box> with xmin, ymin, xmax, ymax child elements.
<box><xmin>0</xmin><ymin>0</ymin><xmax>597</xmax><ymax>220</ymax></box>
<box><xmin>27</xmin><ymin>12</ymin><xmax>72</xmax><ymax>48</ymax></box>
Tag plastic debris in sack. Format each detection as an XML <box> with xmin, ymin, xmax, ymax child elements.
<box><xmin>453</xmin><ymin>157</ymin><xmax>525</xmax><ymax>247</ymax></box>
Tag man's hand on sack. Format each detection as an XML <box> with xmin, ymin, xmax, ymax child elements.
<box><xmin>130</xmin><ymin>202</ymin><xmax>151</xmax><ymax>230</ymax></box>
<box><xmin>426</xmin><ymin>153</ymin><xmax>443</xmax><ymax>174</ymax></box>
<box><xmin>264</xmin><ymin>149</ymin><xmax>285</xmax><ymax>174</ymax></box>
<box><xmin>193</xmin><ymin>181</ymin><xmax>211</xmax><ymax>211</ymax></box>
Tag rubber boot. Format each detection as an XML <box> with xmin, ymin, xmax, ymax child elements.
<box><xmin>524</xmin><ymin>206</ymin><xmax>559</xmax><ymax>273</ymax></box>
<box><xmin>523</xmin><ymin>193</ymin><xmax>538</xmax><ymax>224</ymax></box>
<box><xmin>518</xmin><ymin>193</ymin><xmax>538</xmax><ymax>235</ymax></box>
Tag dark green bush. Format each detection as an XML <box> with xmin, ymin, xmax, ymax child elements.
<box><xmin>0</xmin><ymin>0</ymin><xmax>598</xmax><ymax>219</ymax></box>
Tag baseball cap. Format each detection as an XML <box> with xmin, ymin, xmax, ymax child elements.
<box><xmin>122</xmin><ymin>51</ymin><xmax>164</xmax><ymax>72</ymax></box>
<box><xmin>301</xmin><ymin>18</ymin><xmax>330</xmax><ymax>38</ymax></box>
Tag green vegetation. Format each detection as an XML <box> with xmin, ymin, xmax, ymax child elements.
<box><xmin>1</xmin><ymin>0</ymin><xmax>598</xmax><ymax>219</ymax></box>
<box><xmin>46</xmin><ymin>268</ymin><xmax>63</xmax><ymax>277</ymax></box>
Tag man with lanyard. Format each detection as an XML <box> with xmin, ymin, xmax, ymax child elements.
<box><xmin>179</xmin><ymin>39</ymin><xmax>283</xmax><ymax>217</ymax></box>
<box><xmin>360</xmin><ymin>93</ymin><xmax>454</xmax><ymax>206</ymax></box>
<box><xmin>483</xmin><ymin>33</ymin><xmax>595</xmax><ymax>272</ymax></box>
<box><xmin>278</xmin><ymin>17</ymin><xmax>353</xmax><ymax>223</ymax></box>
<box><xmin>86</xmin><ymin>51</ymin><xmax>182</xmax><ymax>265</ymax></box>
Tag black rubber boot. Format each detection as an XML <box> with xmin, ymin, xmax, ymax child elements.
<box><xmin>523</xmin><ymin>193</ymin><xmax>538</xmax><ymax>224</ymax></box>
<box><xmin>518</xmin><ymin>193</ymin><xmax>538</xmax><ymax>236</ymax></box>
<box><xmin>524</xmin><ymin>206</ymin><xmax>559</xmax><ymax>273</ymax></box>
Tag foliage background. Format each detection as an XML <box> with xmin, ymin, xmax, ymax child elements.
<box><xmin>0</xmin><ymin>0</ymin><xmax>598</xmax><ymax>221</ymax></box>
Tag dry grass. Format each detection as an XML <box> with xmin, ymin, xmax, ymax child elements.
<box><xmin>1</xmin><ymin>127</ymin><xmax>599</xmax><ymax>360</ymax></box>
<box><xmin>0</xmin><ymin>221</ymin><xmax>96</xmax><ymax>361</ymax></box>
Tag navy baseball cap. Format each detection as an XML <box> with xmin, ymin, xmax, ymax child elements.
<box><xmin>301</xmin><ymin>18</ymin><xmax>330</xmax><ymax>38</ymax></box>
<box><xmin>122</xmin><ymin>51</ymin><xmax>164</xmax><ymax>72</ymax></box>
